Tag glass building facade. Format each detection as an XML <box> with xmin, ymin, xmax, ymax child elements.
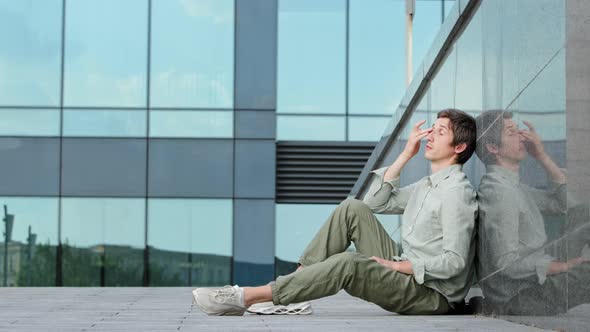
<box><xmin>0</xmin><ymin>0</ymin><xmax>453</xmax><ymax>287</ymax></box>
<box><xmin>354</xmin><ymin>0</ymin><xmax>589</xmax><ymax>329</ymax></box>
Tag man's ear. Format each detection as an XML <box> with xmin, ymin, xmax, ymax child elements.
<box><xmin>454</xmin><ymin>142</ymin><xmax>467</xmax><ymax>154</ymax></box>
<box><xmin>484</xmin><ymin>143</ymin><xmax>499</xmax><ymax>155</ymax></box>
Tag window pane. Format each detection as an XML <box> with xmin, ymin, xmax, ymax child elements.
<box><xmin>64</xmin><ymin>0</ymin><xmax>147</xmax><ymax>107</ymax></box>
<box><xmin>150</xmin><ymin>0</ymin><xmax>234</xmax><ymax>108</ymax></box>
<box><xmin>61</xmin><ymin>138</ymin><xmax>147</xmax><ymax>197</ymax></box>
<box><xmin>413</xmin><ymin>0</ymin><xmax>443</xmax><ymax>75</ymax></box>
<box><xmin>277</xmin><ymin>115</ymin><xmax>345</xmax><ymax>141</ymax></box>
<box><xmin>61</xmin><ymin>198</ymin><xmax>145</xmax><ymax>286</ymax></box>
<box><xmin>0</xmin><ymin>138</ymin><xmax>60</xmax><ymax>196</ymax></box>
<box><xmin>349</xmin><ymin>0</ymin><xmax>404</xmax><ymax>115</ymax></box>
<box><xmin>0</xmin><ymin>109</ymin><xmax>60</xmax><ymax>136</ymax></box>
<box><xmin>275</xmin><ymin>204</ymin><xmax>337</xmax><ymax>275</ymax></box>
<box><xmin>348</xmin><ymin>116</ymin><xmax>390</xmax><ymax>142</ymax></box>
<box><xmin>0</xmin><ymin>1</ymin><xmax>62</xmax><ymax>106</ymax></box>
<box><xmin>444</xmin><ymin>0</ymin><xmax>456</xmax><ymax>20</ymax></box>
<box><xmin>0</xmin><ymin>197</ymin><xmax>58</xmax><ymax>286</ymax></box>
<box><xmin>148</xmin><ymin>199</ymin><xmax>232</xmax><ymax>286</ymax></box>
<box><xmin>63</xmin><ymin>110</ymin><xmax>147</xmax><ymax>137</ymax></box>
<box><xmin>150</xmin><ymin>111</ymin><xmax>233</xmax><ymax>138</ymax></box>
<box><xmin>148</xmin><ymin>139</ymin><xmax>233</xmax><ymax>198</ymax></box>
<box><xmin>277</xmin><ymin>0</ymin><xmax>346</xmax><ymax>114</ymax></box>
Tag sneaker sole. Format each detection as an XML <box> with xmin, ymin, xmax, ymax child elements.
<box><xmin>247</xmin><ymin>302</ymin><xmax>312</xmax><ymax>315</ymax></box>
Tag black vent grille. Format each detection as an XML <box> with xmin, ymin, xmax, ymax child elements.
<box><xmin>276</xmin><ymin>141</ymin><xmax>376</xmax><ymax>203</ymax></box>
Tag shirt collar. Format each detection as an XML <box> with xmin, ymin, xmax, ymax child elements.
<box><xmin>427</xmin><ymin>164</ymin><xmax>462</xmax><ymax>187</ymax></box>
<box><xmin>487</xmin><ymin>165</ymin><xmax>520</xmax><ymax>183</ymax></box>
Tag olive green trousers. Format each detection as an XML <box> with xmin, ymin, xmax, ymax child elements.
<box><xmin>271</xmin><ymin>198</ymin><xmax>450</xmax><ymax>314</ymax></box>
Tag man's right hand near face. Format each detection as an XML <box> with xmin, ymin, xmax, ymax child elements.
<box><xmin>383</xmin><ymin>120</ymin><xmax>433</xmax><ymax>182</ymax></box>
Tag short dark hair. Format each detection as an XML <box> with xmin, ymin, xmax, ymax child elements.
<box><xmin>474</xmin><ymin>110</ymin><xmax>513</xmax><ymax>165</ymax></box>
<box><xmin>437</xmin><ymin>109</ymin><xmax>477</xmax><ymax>165</ymax></box>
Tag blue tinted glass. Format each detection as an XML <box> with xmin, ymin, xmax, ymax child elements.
<box><xmin>0</xmin><ymin>1</ymin><xmax>62</xmax><ymax>106</ymax></box>
<box><xmin>61</xmin><ymin>198</ymin><xmax>145</xmax><ymax>286</ymax></box>
<box><xmin>63</xmin><ymin>110</ymin><xmax>147</xmax><ymax>137</ymax></box>
<box><xmin>277</xmin><ymin>115</ymin><xmax>345</xmax><ymax>141</ymax></box>
<box><xmin>151</xmin><ymin>0</ymin><xmax>234</xmax><ymax>108</ymax></box>
<box><xmin>63</xmin><ymin>0</ymin><xmax>148</xmax><ymax>107</ymax></box>
<box><xmin>277</xmin><ymin>0</ymin><xmax>346</xmax><ymax>114</ymax></box>
<box><xmin>349</xmin><ymin>0</ymin><xmax>404</xmax><ymax>115</ymax></box>
<box><xmin>0</xmin><ymin>109</ymin><xmax>60</xmax><ymax>136</ymax></box>
<box><xmin>0</xmin><ymin>197</ymin><xmax>58</xmax><ymax>286</ymax></box>
<box><xmin>348</xmin><ymin>116</ymin><xmax>390</xmax><ymax>142</ymax></box>
<box><xmin>413</xmin><ymin>0</ymin><xmax>442</xmax><ymax>75</ymax></box>
<box><xmin>444</xmin><ymin>0</ymin><xmax>456</xmax><ymax>20</ymax></box>
<box><xmin>148</xmin><ymin>199</ymin><xmax>232</xmax><ymax>286</ymax></box>
<box><xmin>150</xmin><ymin>111</ymin><xmax>233</xmax><ymax>138</ymax></box>
<box><xmin>275</xmin><ymin>204</ymin><xmax>337</xmax><ymax>263</ymax></box>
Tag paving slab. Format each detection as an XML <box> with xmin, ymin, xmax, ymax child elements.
<box><xmin>0</xmin><ymin>288</ymin><xmax>549</xmax><ymax>331</ymax></box>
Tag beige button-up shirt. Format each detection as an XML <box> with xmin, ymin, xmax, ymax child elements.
<box><xmin>363</xmin><ymin>164</ymin><xmax>477</xmax><ymax>304</ymax></box>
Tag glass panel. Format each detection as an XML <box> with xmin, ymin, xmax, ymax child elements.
<box><xmin>277</xmin><ymin>115</ymin><xmax>345</xmax><ymax>141</ymax></box>
<box><xmin>148</xmin><ymin>139</ymin><xmax>233</xmax><ymax>198</ymax></box>
<box><xmin>277</xmin><ymin>0</ymin><xmax>346</xmax><ymax>114</ymax></box>
<box><xmin>0</xmin><ymin>1</ymin><xmax>62</xmax><ymax>106</ymax></box>
<box><xmin>348</xmin><ymin>116</ymin><xmax>390</xmax><ymax>142</ymax></box>
<box><xmin>0</xmin><ymin>109</ymin><xmax>60</xmax><ymax>136</ymax></box>
<box><xmin>413</xmin><ymin>0</ymin><xmax>443</xmax><ymax>76</ymax></box>
<box><xmin>61</xmin><ymin>198</ymin><xmax>145</xmax><ymax>286</ymax></box>
<box><xmin>234</xmin><ymin>0</ymin><xmax>277</xmax><ymax>110</ymax></box>
<box><xmin>455</xmin><ymin>8</ymin><xmax>482</xmax><ymax>113</ymax></box>
<box><xmin>148</xmin><ymin>199</ymin><xmax>232</xmax><ymax>286</ymax></box>
<box><xmin>0</xmin><ymin>138</ymin><xmax>60</xmax><ymax>196</ymax></box>
<box><xmin>275</xmin><ymin>204</ymin><xmax>337</xmax><ymax>275</ymax></box>
<box><xmin>63</xmin><ymin>0</ymin><xmax>148</xmax><ymax>107</ymax></box>
<box><xmin>63</xmin><ymin>110</ymin><xmax>147</xmax><ymax>137</ymax></box>
<box><xmin>430</xmin><ymin>46</ymin><xmax>457</xmax><ymax>111</ymax></box>
<box><xmin>348</xmin><ymin>0</ymin><xmax>404</xmax><ymax>115</ymax></box>
<box><xmin>150</xmin><ymin>111</ymin><xmax>233</xmax><ymax>138</ymax></box>
<box><xmin>150</xmin><ymin>0</ymin><xmax>234</xmax><ymax>108</ymax></box>
<box><xmin>0</xmin><ymin>197</ymin><xmax>58</xmax><ymax>287</ymax></box>
<box><xmin>61</xmin><ymin>139</ymin><xmax>147</xmax><ymax>197</ymax></box>
<box><xmin>444</xmin><ymin>0</ymin><xmax>456</xmax><ymax>20</ymax></box>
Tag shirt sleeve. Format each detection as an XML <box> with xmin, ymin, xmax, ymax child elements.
<box><xmin>362</xmin><ymin>166</ymin><xmax>418</xmax><ymax>215</ymax></box>
<box><xmin>528</xmin><ymin>182</ymin><xmax>567</xmax><ymax>215</ymax></box>
<box><xmin>408</xmin><ymin>185</ymin><xmax>477</xmax><ymax>284</ymax></box>
<box><xmin>479</xmin><ymin>184</ymin><xmax>553</xmax><ymax>284</ymax></box>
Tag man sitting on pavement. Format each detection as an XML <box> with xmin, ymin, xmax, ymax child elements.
<box><xmin>193</xmin><ymin>109</ymin><xmax>478</xmax><ymax>316</ymax></box>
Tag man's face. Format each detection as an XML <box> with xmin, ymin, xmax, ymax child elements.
<box><xmin>424</xmin><ymin>117</ymin><xmax>457</xmax><ymax>163</ymax></box>
<box><xmin>495</xmin><ymin>118</ymin><xmax>526</xmax><ymax>163</ymax></box>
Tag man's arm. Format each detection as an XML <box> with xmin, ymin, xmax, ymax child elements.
<box><xmin>521</xmin><ymin>121</ymin><xmax>568</xmax><ymax>215</ymax></box>
<box><xmin>521</xmin><ymin>121</ymin><xmax>566</xmax><ymax>185</ymax></box>
<box><xmin>363</xmin><ymin>120</ymin><xmax>432</xmax><ymax>214</ymax></box>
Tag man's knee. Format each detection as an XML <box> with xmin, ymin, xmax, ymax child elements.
<box><xmin>338</xmin><ymin>198</ymin><xmax>371</xmax><ymax>213</ymax></box>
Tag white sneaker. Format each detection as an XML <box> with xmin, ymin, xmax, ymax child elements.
<box><xmin>247</xmin><ymin>301</ymin><xmax>313</xmax><ymax>315</ymax></box>
<box><xmin>192</xmin><ymin>285</ymin><xmax>247</xmax><ymax>316</ymax></box>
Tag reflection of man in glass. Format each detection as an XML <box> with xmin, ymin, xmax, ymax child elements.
<box><xmin>475</xmin><ymin>110</ymin><xmax>590</xmax><ymax>315</ymax></box>
<box><xmin>193</xmin><ymin>109</ymin><xmax>479</xmax><ymax>316</ymax></box>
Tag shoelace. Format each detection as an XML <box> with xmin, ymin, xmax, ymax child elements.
<box><xmin>213</xmin><ymin>285</ymin><xmax>240</xmax><ymax>304</ymax></box>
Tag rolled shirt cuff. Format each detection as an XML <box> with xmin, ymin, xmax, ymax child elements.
<box><xmin>371</xmin><ymin>166</ymin><xmax>400</xmax><ymax>188</ymax></box>
<box><xmin>408</xmin><ymin>257</ymin><xmax>425</xmax><ymax>284</ymax></box>
<box><xmin>535</xmin><ymin>255</ymin><xmax>554</xmax><ymax>285</ymax></box>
